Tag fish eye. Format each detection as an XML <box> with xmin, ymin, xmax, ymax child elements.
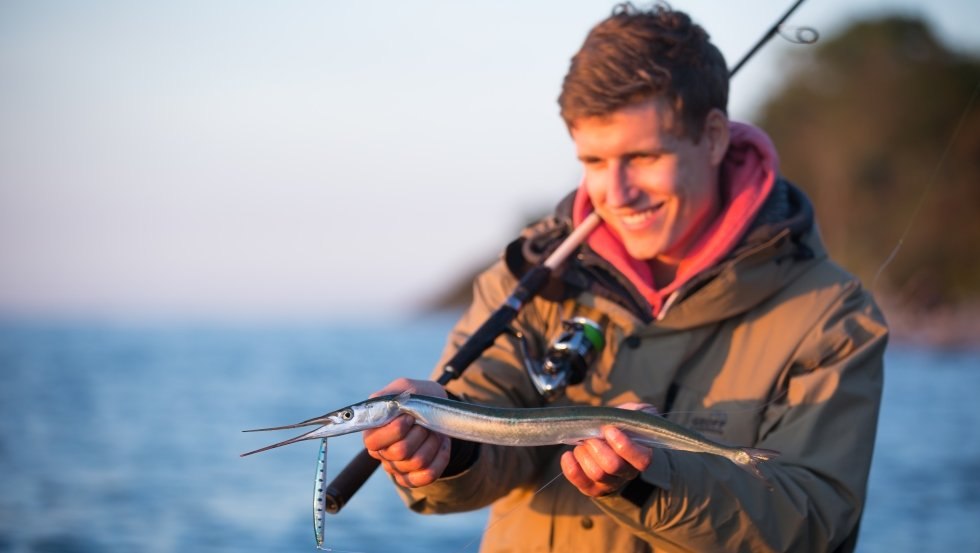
<box><xmin>341</xmin><ymin>409</ymin><xmax>353</xmax><ymax>420</ymax></box>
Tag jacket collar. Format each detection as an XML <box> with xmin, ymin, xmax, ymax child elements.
<box><xmin>506</xmin><ymin>179</ymin><xmax>822</xmax><ymax>326</ymax></box>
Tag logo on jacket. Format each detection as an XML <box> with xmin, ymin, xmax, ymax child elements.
<box><xmin>690</xmin><ymin>411</ymin><xmax>728</xmax><ymax>436</ymax></box>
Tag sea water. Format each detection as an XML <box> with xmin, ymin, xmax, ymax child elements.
<box><xmin>0</xmin><ymin>317</ymin><xmax>977</xmax><ymax>552</ymax></box>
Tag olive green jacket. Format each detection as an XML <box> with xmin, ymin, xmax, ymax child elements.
<box><xmin>398</xmin><ymin>181</ymin><xmax>887</xmax><ymax>553</ymax></box>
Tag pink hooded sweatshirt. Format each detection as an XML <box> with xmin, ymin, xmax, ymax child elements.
<box><xmin>572</xmin><ymin>122</ymin><xmax>779</xmax><ymax>317</ymax></box>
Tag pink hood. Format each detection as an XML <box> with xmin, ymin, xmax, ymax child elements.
<box><xmin>572</xmin><ymin>122</ymin><xmax>779</xmax><ymax>317</ymax></box>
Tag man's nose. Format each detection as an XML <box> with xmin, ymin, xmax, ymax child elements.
<box><xmin>605</xmin><ymin>163</ymin><xmax>635</xmax><ymax>207</ymax></box>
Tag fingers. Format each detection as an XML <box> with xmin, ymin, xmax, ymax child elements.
<box><xmin>616</xmin><ymin>402</ymin><xmax>659</xmax><ymax>416</ymax></box>
<box><xmin>388</xmin><ymin>432</ymin><xmax>451</xmax><ymax>488</ymax></box>
<box><xmin>377</xmin><ymin>425</ymin><xmax>433</xmax><ymax>468</ymax></box>
<box><xmin>370</xmin><ymin>377</ymin><xmax>447</xmax><ymax>399</ymax></box>
<box><xmin>364</xmin><ymin>378</ymin><xmax>452</xmax><ymax>487</ymax></box>
<box><xmin>371</xmin><ymin>426</ymin><xmax>450</xmax><ymax>488</ymax></box>
<box><xmin>363</xmin><ymin>413</ymin><xmax>451</xmax><ymax>488</ymax></box>
<box><xmin>561</xmin><ymin>445</ymin><xmax>627</xmax><ymax>497</ymax></box>
<box><xmin>363</xmin><ymin>414</ymin><xmax>414</xmax><ymax>451</ymax></box>
<box><xmin>601</xmin><ymin>426</ymin><xmax>652</xmax><ymax>473</ymax></box>
<box><xmin>561</xmin><ymin>450</ymin><xmax>599</xmax><ymax>494</ymax></box>
<box><xmin>561</xmin><ymin>426</ymin><xmax>653</xmax><ymax>497</ymax></box>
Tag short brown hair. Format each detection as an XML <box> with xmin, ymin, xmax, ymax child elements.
<box><xmin>558</xmin><ymin>2</ymin><xmax>728</xmax><ymax>140</ymax></box>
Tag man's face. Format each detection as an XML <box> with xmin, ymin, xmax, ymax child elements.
<box><xmin>572</xmin><ymin>98</ymin><xmax>727</xmax><ymax>263</ymax></box>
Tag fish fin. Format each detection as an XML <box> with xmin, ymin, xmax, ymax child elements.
<box><xmin>395</xmin><ymin>390</ymin><xmax>412</xmax><ymax>403</ymax></box>
<box><xmin>735</xmin><ymin>447</ymin><xmax>780</xmax><ymax>490</ymax></box>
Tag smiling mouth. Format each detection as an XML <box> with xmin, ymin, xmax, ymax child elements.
<box><xmin>618</xmin><ymin>203</ymin><xmax>664</xmax><ymax>229</ymax></box>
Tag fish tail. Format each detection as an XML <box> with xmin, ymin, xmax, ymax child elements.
<box><xmin>733</xmin><ymin>447</ymin><xmax>780</xmax><ymax>489</ymax></box>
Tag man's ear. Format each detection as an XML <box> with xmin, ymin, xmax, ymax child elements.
<box><xmin>704</xmin><ymin>108</ymin><xmax>730</xmax><ymax>166</ymax></box>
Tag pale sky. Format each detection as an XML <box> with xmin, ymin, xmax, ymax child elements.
<box><xmin>1</xmin><ymin>0</ymin><xmax>977</xmax><ymax>321</ymax></box>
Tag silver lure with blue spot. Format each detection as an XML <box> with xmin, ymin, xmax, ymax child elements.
<box><xmin>314</xmin><ymin>438</ymin><xmax>327</xmax><ymax>550</ymax></box>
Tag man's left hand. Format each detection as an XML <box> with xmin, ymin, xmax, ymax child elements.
<box><xmin>560</xmin><ymin>404</ymin><xmax>655</xmax><ymax>497</ymax></box>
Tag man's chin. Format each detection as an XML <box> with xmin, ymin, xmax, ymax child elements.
<box><xmin>622</xmin><ymin>242</ymin><xmax>663</xmax><ymax>263</ymax></box>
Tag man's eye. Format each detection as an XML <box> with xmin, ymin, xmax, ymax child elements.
<box><xmin>630</xmin><ymin>153</ymin><xmax>658</xmax><ymax>164</ymax></box>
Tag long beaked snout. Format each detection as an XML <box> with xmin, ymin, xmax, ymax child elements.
<box><xmin>243</xmin><ymin>413</ymin><xmax>336</xmax><ymax>433</ymax></box>
<box><xmin>240</xmin><ymin>424</ymin><xmax>333</xmax><ymax>457</ymax></box>
<box><xmin>240</xmin><ymin>396</ymin><xmax>405</xmax><ymax>457</ymax></box>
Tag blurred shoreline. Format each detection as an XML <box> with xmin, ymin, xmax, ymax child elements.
<box><xmin>878</xmin><ymin>297</ymin><xmax>980</xmax><ymax>350</ymax></box>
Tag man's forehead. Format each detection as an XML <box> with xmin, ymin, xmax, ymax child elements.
<box><xmin>570</xmin><ymin>99</ymin><xmax>684</xmax><ymax>149</ymax></box>
<box><xmin>569</xmin><ymin>97</ymin><xmax>682</xmax><ymax>133</ymax></box>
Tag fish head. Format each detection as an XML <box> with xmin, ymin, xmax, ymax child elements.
<box><xmin>315</xmin><ymin>396</ymin><xmax>403</xmax><ymax>436</ymax></box>
<box><xmin>240</xmin><ymin>395</ymin><xmax>403</xmax><ymax>456</ymax></box>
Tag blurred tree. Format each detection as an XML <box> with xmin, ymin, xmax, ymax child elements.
<box><xmin>758</xmin><ymin>15</ymin><xmax>980</xmax><ymax>310</ymax></box>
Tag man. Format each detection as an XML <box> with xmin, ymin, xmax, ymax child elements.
<box><xmin>364</xmin><ymin>4</ymin><xmax>887</xmax><ymax>552</ymax></box>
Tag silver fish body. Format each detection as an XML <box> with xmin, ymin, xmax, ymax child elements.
<box><xmin>242</xmin><ymin>392</ymin><xmax>777</xmax><ymax>481</ymax></box>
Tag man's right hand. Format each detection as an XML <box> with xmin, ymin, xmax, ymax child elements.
<box><xmin>363</xmin><ymin>378</ymin><xmax>451</xmax><ymax>488</ymax></box>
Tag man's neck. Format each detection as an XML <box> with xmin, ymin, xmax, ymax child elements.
<box><xmin>649</xmin><ymin>195</ymin><xmax>725</xmax><ymax>290</ymax></box>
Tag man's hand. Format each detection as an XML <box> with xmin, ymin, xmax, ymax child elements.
<box><xmin>363</xmin><ymin>378</ymin><xmax>450</xmax><ymax>488</ymax></box>
<box><xmin>560</xmin><ymin>403</ymin><xmax>656</xmax><ymax>497</ymax></box>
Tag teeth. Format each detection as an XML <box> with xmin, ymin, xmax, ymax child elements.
<box><xmin>622</xmin><ymin>211</ymin><xmax>654</xmax><ymax>225</ymax></box>
<box><xmin>620</xmin><ymin>205</ymin><xmax>662</xmax><ymax>226</ymax></box>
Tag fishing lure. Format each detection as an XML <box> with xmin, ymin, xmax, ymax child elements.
<box><xmin>314</xmin><ymin>438</ymin><xmax>328</xmax><ymax>550</ymax></box>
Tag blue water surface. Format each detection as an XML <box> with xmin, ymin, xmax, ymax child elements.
<box><xmin>0</xmin><ymin>318</ymin><xmax>977</xmax><ymax>552</ymax></box>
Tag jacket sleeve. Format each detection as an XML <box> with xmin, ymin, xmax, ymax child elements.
<box><xmin>394</xmin><ymin>260</ymin><xmax>559</xmax><ymax>513</ymax></box>
<box><xmin>593</xmin><ymin>280</ymin><xmax>888</xmax><ymax>552</ymax></box>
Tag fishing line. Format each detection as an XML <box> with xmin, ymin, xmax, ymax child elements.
<box><xmin>315</xmin><ymin>546</ymin><xmax>372</xmax><ymax>553</ymax></box>
<box><xmin>319</xmin><ymin>468</ymin><xmax>564</xmax><ymax>553</ymax></box>
<box><xmin>454</xmin><ymin>471</ymin><xmax>566</xmax><ymax>553</ymax></box>
<box><xmin>871</xmin><ymin>78</ymin><xmax>980</xmax><ymax>294</ymax></box>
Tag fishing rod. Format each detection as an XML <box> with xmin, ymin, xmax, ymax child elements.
<box><xmin>322</xmin><ymin>0</ymin><xmax>815</xmax><ymax>515</ymax></box>
<box><xmin>322</xmin><ymin>212</ymin><xmax>602</xmax><ymax>513</ymax></box>
<box><xmin>729</xmin><ymin>0</ymin><xmax>815</xmax><ymax>77</ymax></box>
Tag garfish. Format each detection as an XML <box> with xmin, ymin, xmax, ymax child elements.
<box><xmin>241</xmin><ymin>392</ymin><xmax>778</xmax><ymax>482</ymax></box>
